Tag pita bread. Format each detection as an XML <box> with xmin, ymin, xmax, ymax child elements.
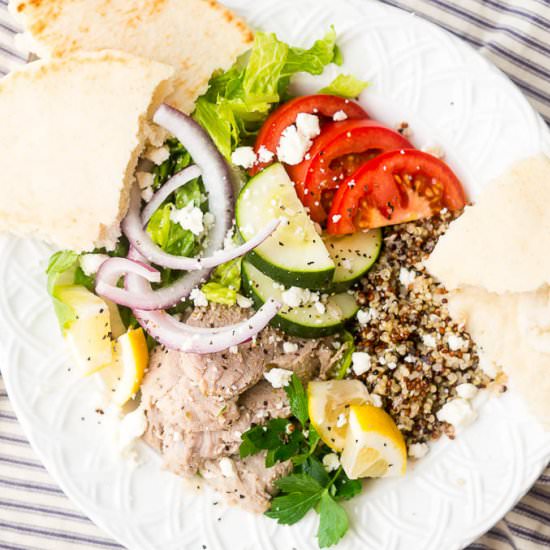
<box><xmin>9</xmin><ymin>0</ymin><xmax>253</xmax><ymax>114</ymax></box>
<box><xmin>448</xmin><ymin>287</ymin><xmax>550</xmax><ymax>429</ymax></box>
<box><xmin>0</xmin><ymin>50</ymin><xmax>174</xmax><ymax>251</ymax></box>
<box><xmin>425</xmin><ymin>155</ymin><xmax>550</xmax><ymax>294</ymax></box>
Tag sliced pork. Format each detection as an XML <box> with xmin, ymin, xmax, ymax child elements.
<box><xmin>140</xmin><ymin>304</ymin><xmax>339</xmax><ymax>511</ymax></box>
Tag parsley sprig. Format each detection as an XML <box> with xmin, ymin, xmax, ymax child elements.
<box><xmin>239</xmin><ymin>374</ymin><xmax>362</xmax><ymax>548</ymax></box>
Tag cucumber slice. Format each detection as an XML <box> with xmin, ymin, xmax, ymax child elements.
<box><xmin>323</xmin><ymin>229</ymin><xmax>383</xmax><ymax>292</ymax></box>
<box><xmin>236</xmin><ymin>163</ymin><xmax>335</xmax><ymax>289</ymax></box>
<box><xmin>242</xmin><ymin>260</ymin><xmax>358</xmax><ymax>338</ymax></box>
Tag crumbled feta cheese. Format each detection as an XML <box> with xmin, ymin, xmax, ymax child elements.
<box><xmin>118</xmin><ymin>406</ymin><xmax>147</xmax><ymax>453</ymax></box>
<box><xmin>170</xmin><ymin>203</ymin><xmax>205</xmax><ymax>236</ymax></box>
<box><xmin>219</xmin><ymin>457</ymin><xmax>237</xmax><ymax>478</ymax></box>
<box><xmin>408</xmin><ymin>442</ymin><xmax>429</xmax><ymax>459</ymax></box>
<box><xmin>144</xmin><ymin>145</ymin><xmax>170</xmax><ymax>165</ymax></box>
<box><xmin>356</xmin><ymin>309</ymin><xmax>371</xmax><ymax>325</ymax></box>
<box><xmin>277</xmin><ymin>125</ymin><xmax>312</xmax><ymax>165</ymax></box>
<box><xmin>399</xmin><ymin>267</ymin><xmax>416</xmax><ymax>286</ymax></box>
<box><xmin>282</xmin><ymin>286</ymin><xmax>311</xmax><ymax>308</ymax></box>
<box><xmin>322</xmin><ymin>453</ymin><xmax>340</xmax><ymax>472</ymax></box>
<box><xmin>436</xmin><ymin>398</ymin><xmax>477</xmax><ymax>428</ymax></box>
<box><xmin>447</xmin><ymin>334</ymin><xmax>467</xmax><ymax>351</ymax></box>
<box><xmin>257</xmin><ymin>145</ymin><xmax>275</xmax><ymax>163</ymax></box>
<box><xmin>456</xmin><ymin>383</ymin><xmax>478</xmax><ymax>400</ymax></box>
<box><xmin>422</xmin><ymin>334</ymin><xmax>437</xmax><ymax>348</ymax></box>
<box><xmin>203</xmin><ymin>212</ymin><xmax>215</xmax><ymax>229</ymax></box>
<box><xmin>478</xmin><ymin>354</ymin><xmax>499</xmax><ymax>378</ymax></box>
<box><xmin>190</xmin><ymin>288</ymin><xmax>208</xmax><ymax>307</ymax></box>
<box><xmin>387</xmin><ymin>361</ymin><xmax>397</xmax><ymax>370</ymax></box>
<box><xmin>336</xmin><ymin>413</ymin><xmax>347</xmax><ymax>428</ymax></box>
<box><xmin>351</xmin><ymin>352</ymin><xmax>371</xmax><ymax>375</ymax></box>
<box><xmin>136</xmin><ymin>171</ymin><xmax>154</xmax><ymax>202</ymax></box>
<box><xmin>223</xmin><ymin>227</ymin><xmax>236</xmax><ymax>250</ymax></box>
<box><xmin>314</xmin><ymin>301</ymin><xmax>326</xmax><ymax>315</ymax></box>
<box><xmin>283</xmin><ymin>342</ymin><xmax>299</xmax><ymax>354</ymax></box>
<box><xmin>296</xmin><ymin>113</ymin><xmax>321</xmax><ymax>139</ymax></box>
<box><xmin>79</xmin><ymin>253</ymin><xmax>109</xmax><ymax>276</ymax></box>
<box><xmin>264</xmin><ymin>367</ymin><xmax>294</xmax><ymax>388</ymax></box>
<box><xmin>229</xmin><ymin>345</ymin><xmax>239</xmax><ymax>354</ymax></box>
<box><xmin>370</xmin><ymin>394</ymin><xmax>383</xmax><ymax>408</ymax></box>
<box><xmin>331</xmin><ymin>214</ymin><xmax>342</xmax><ymax>223</ymax></box>
<box><xmin>332</xmin><ymin>110</ymin><xmax>348</xmax><ymax>122</ymax></box>
<box><xmin>141</xmin><ymin>186</ymin><xmax>154</xmax><ymax>203</ymax></box>
<box><xmin>231</xmin><ymin>146</ymin><xmax>257</xmax><ymax>169</ymax></box>
<box><xmin>236</xmin><ymin>294</ymin><xmax>253</xmax><ymax>309</ymax></box>
<box><xmin>136</xmin><ymin>171</ymin><xmax>154</xmax><ymax>190</ymax></box>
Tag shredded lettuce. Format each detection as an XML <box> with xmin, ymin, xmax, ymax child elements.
<box><xmin>148</xmin><ymin>143</ymin><xmax>206</xmax><ymax>259</ymax></box>
<box><xmin>201</xmin><ymin>257</ymin><xmax>242</xmax><ymax>306</ymax></box>
<box><xmin>319</xmin><ymin>74</ymin><xmax>368</xmax><ymax>99</ymax></box>
<box><xmin>193</xmin><ymin>27</ymin><xmax>341</xmax><ymax>159</ymax></box>
<box><xmin>147</xmin><ymin>204</ymin><xmax>199</xmax><ymax>258</ymax></box>
<box><xmin>46</xmin><ymin>251</ymin><xmax>80</xmax><ymax>332</ymax></box>
<box><xmin>201</xmin><ymin>282</ymin><xmax>237</xmax><ymax>306</ymax></box>
<box><xmin>153</xmin><ymin>138</ymin><xmax>192</xmax><ymax>189</ymax></box>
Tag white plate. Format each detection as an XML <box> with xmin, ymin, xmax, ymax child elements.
<box><xmin>2</xmin><ymin>1</ymin><xmax>550</xmax><ymax>549</ymax></box>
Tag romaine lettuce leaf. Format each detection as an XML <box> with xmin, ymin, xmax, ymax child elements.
<box><xmin>147</xmin><ymin>203</ymin><xmax>198</xmax><ymax>258</ymax></box>
<box><xmin>46</xmin><ymin>251</ymin><xmax>80</xmax><ymax>332</ymax></box>
<box><xmin>193</xmin><ymin>27</ymin><xmax>341</xmax><ymax>159</ymax></box>
<box><xmin>319</xmin><ymin>74</ymin><xmax>368</xmax><ymax>98</ymax></box>
<box><xmin>201</xmin><ymin>282</ymin><xmax>237</xmax><ymax>306</ymax></box>
<box><xmin>201</xmin><ymin>257</ymin><xmax>242</xmax><ymax>306</ymax></box>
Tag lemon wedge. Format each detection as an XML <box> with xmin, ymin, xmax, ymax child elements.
<box><xmin>58</xmin><ymin>285</ymin><xmax>112</xmax><ymax>375</ymax></box>
<box><xmin>308</xmin><ymin>380</ymin><xmax>371</xmax><ymax>451</ymax></box>
<box><xmin>340</xmin><ymin>404</ymin><xmax>407</xmax><ymax>479</ymax></box>
<box><xmin>101</xmin><ymin>328</ymin><xmax>149</xmax><ymax>407</ymax></box>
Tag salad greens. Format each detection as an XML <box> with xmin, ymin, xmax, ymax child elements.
<box><xmin>201</xmin><ymin>257</ymin><xmax>242</xmax><ymax>306</ymax></box>
<box><xmin>319</xmin><ymin>73</ymin><xmax>369</xmax><ymax>99</ymax></box>
<box><xmin>46</xmin><ymin>251</ymin><xmax>81</xmax><ymax>333</ymax></box>
<box><xmin>239</xmin><ymin>374</ymin><xmax>362</xmax><ymax>548</ymax></box>
<box><xmin>335</xmin><ymin>330</ymin><xmax>356</xmax><ymax>379</ymax></box>
<box><xmin>193</xmin><ymin>27</ymin><xmax>342</xmax><ymax>159</ymax></box>
<box><xmin>46</xmin><ymin>251</ymin><xmax>95</xmax><ymax>332</ymax></box>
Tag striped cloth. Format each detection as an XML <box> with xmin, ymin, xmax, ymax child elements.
<box><xmin>1</xmin><ymin>1</ymin><xmax>550</xmax><ymax>549</ymax></box>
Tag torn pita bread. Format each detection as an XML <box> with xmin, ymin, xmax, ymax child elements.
<box><xmin>448</xmin><ymin>287</ymin><xmax>550</xmax><ymax>429</ymax></box>
<box><xmin>9</xmin><ymin>0</ymin><xmax>253</xmax><ymax>114</ymax></box>
<box><xmin>425</xmin><ymin>155</ymin><xmax>550</xmax><ymax>294</ymax></box>
<box><xmin>0</xmin><ymin>50</ymin><xmax>174</xmax><ymax>252</ymax></box>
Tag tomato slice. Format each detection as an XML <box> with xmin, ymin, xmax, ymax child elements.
<box><xmin>326</xmin><ymin>150</ymin><xmax>467</xmax><ymax>234</ymax></box>
<box><xmin>250</xmin><ymin>94</ymin><xmax>368</xmax><ymax>175</ymax></box>
<box><xmin>300</xmin><ymin>121</ymin><xmax>413</xmax><ymax>223</ymax></box>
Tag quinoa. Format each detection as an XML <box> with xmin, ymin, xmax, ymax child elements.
<box><xmin>351</xmin><ymin>211</ymin><xmax>491</xmax><ymax>448</ymax></box>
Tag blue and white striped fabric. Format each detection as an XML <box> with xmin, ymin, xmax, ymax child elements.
<box><xmin>1</xmin><ymin>1</ymin><xmax>550</xmax><ymax>549</ymax></box>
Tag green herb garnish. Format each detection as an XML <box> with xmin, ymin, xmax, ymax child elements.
<box><xmin>239</xmin><ymin>374</ymin><xmax>362</xmax><ymax>547</ymax></box>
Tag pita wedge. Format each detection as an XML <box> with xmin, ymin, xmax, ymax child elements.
<box><xmin>0</xmin><ymin>50</ymin><xmax>174</xmax><ymax>251</ymax></box>
<box><xmin>9</xmin><ymin>0</ymin><xmax>253</xmax><ymax>114</ymax></box>
<box><xmin>426</xmin><ymin>155</ymin><xmax>550</xmax><ymax>294</ymax></box>
<box><xmin>448</xmin><ymin>287</ymin><xmax>550</xmax><ymax>429</ymax></box>
<box><xmin>425</xmin><ymin>155</ymin><xmax>550</xmax><ymax>429</ymax></box>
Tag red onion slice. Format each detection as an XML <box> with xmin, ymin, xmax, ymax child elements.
<box><xmin>95</xmin><ymin>257</ymin><xmax>162</xmax><ymax>309</ymax></box>
<box><xmin>122</xmin><ymin>183</ymin><xmax>280</xmax><ymax>270</ymax></box>
<box><xmin>153</xmin><ymin>104</ymin><xmax>234</xmax><ymax>258</ymax></box>
<box><xmin>133</xmin><ymin>298</ymin><xmax>280</xmax><ymax>353</ymax></box>
<box><xmin>141</xmin><ymin>165</ymin><xmax>201</xmax><ymax>224</ymax></box>
<box><xmin>125</xmin><ymin>249</ymin><xmax>281</xmax><ymax>353</ymax></box>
